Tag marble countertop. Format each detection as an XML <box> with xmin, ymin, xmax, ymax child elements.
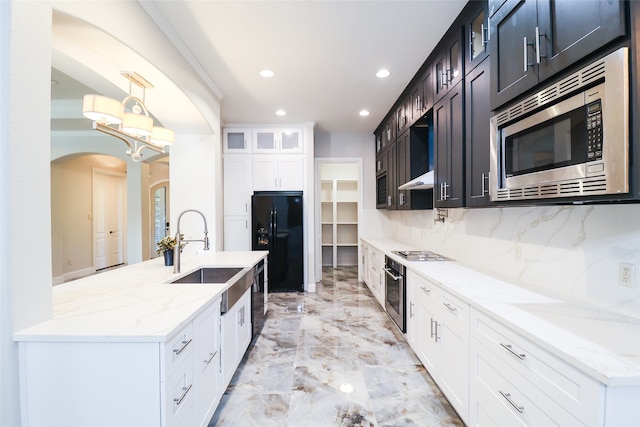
<box><xmin>14</xmin><ymin>251</ymin><xmax>268</xmax><ymax>343</ymax></box>
<box><xmin>362</xmin><ymin>237</ymin><xmax>640</xmax><ymax>387</ymax></box>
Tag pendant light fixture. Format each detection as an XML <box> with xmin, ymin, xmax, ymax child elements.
<box><xmin>82</xmin><ymin>72</ymin><xmax>174</xmax><ymax>162</ymax></box>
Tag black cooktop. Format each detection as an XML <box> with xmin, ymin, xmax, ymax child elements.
<box><xmin>392</xmin><ymin>250</ymin><xmax>451</xmax><ymax>261</ymax></box>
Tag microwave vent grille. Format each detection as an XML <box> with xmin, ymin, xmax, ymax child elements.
<box><xmin>496</xmin><ymin>176</ymin><xmax>609</xmax><ymax>201</ymax></box>
<box><xmin>558</xmin><ymin>76</ymin><xmax>580</xmax><ymax>96</ymax></box>
<box><xmin>581</xmin><ymin>60</ymin><xmax>606</xmax><ymax>85</ymax></box>
<box><xmin>494</xmin><ymin>56</ymin><xmax>608</xmax><ymax>128</ymax></box>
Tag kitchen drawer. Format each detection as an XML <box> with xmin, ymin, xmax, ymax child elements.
<box><xmin>470</xmin><ymin>308</ymin><xmax>603</xmax><ymax>426</ymax></box>
<box><xmin>439</xmin><ymin>289</ymin><xmax>468</xmax><ymax>335</ymax></box>
<box><xmin>370</xmin><ymin>248</ymin><xmax>383</xmax><ymax>273</ymax></box>
<box><xmin>164</xmin><ymin>356</ymin><xmax>195</xmax><ymax>427</ymax></box>
<box><xmin>470</xmin><ymin>337</ymin><xmax>584</xmax><ymax>427</ymax></box>
<box><xmin>164</xmin><ymin>322</ymin><xmax>194</xmax><ymax>377</ymax></box>
<box><xmin>414</xmin><ymin>274</ymin><xmax>439</xmax><ymax>301</ymax></box>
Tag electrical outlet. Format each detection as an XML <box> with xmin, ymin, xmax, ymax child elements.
<box><xmin>619</xmin><ymin>262</ymin><xmax>635</xmax><ymax>288</ymax></box>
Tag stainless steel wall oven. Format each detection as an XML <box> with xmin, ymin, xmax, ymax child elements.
<box><xmin>384</xmin><ymin>255</ymin><xmax>406</xmax><ymax>332</ymax></box>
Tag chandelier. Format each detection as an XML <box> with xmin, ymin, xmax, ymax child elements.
<box><xmin>82</xmin><ymin>72</ymin><xmax>174</xmax><ymax>162</ymax></box>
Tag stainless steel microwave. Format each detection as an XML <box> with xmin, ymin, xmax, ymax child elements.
<box><xmin>490</xmin><ymin>47</ymin><xmax>629</xmax><ymax>202</ymax></box>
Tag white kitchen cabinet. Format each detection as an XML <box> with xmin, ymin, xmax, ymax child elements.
<box><xmin>252</xmin><ymin>155</ymin><xmax>304</xmax><ymax>191</ymax></box>
<box><xmin>437</xmin><ymin>290</ymin><xmax>469</xmax><ymax>423</ymax></box>
<box><xmin>223</xmin><ymin>157</ymin><xmax>252</xmax><ymax>251</ymax></box>
<box><xmin>223</xmin><ymin>217</ymin><xmax>251</xmax><ymax>251</ymax></box>
<box><xmin>223</xmin><ymin>128</ymin><xmax>252</xmax><ymax>153</ymax></box>
<box><xmin>406</xmin><ymin>270</ymin><xmax>440</xmax><ymax>375</ymax></box>
<box><xmin>193</xmin><ymin>302</ymin><xmax>222</xmax><ymax>427</ymax></box>
<box><xmin>469</xmin><ymin>307</ymin><xmax>604</xmax><ymax>427</ymax></box>
<box><xmin>18</xmin><ymin>297</ymin><xmax>222</xmax><ymax>427</ymax></box>
<box><xmin>405</xmin><ymin>270</ymin><xmax>469</xmax><ymax>424</ymax></box>
<box><xmin>223</xmin><ymin>157</ymin><xmax>252</xmax><ymax>216</ymax></box>
<box><xmin>253</xmin><ymin>127</ymin><xmax>303</xmax><ymax>153</ymax></box>
<box><xmin>360</xmin><ymin>241</ymin><xmax>369</xmax><ymax>284</ymax></box>
<box><xmin>366</xmin><ymin>246</ymin><xmax>384</xmax><ymax>307</ymax></box>
<box><xmin>221</xmin><ymin>288</ymin><xmax>252</xmax><ymax>387</ymax></box>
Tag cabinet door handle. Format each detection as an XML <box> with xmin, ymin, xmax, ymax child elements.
<box><xmin>499</xmin><ymin>390</ymin><xmax>525</xmax><ymax>413</ymax></box>
<box><xmin>174</xmin><ymin>384</ymin><xmax>192</xmax><ymax>406</ymax></box>
<box><xmin>481</xmin><ymin>173</ymin><xmax>487</xmax><ymax>195</ymax></box>
<box><xmin>480</xmin><ymin>23</ymin><xmax>487</xmax><ymax>47</ymax></box>
<box><xmin>443</xmin><ymin>302</ymin><xmax>457</xmax><ymax>313</ymax></box>
<box><xmin>173</xmin><ymin>338</ymin><xmax>192</xmax><ymax>356</ymax></box>
<box><xmin>430</xmin><ymin>318</ymin><xmax>440</xmax><ymax>342</ymax></box>
<box><xmin>535</xmin><ymin>26</ymin><xmax>546</xmax><ymax>64</ymax></box>
<box><xmin>500</xmin><ymin>343</ymin><xmax>526</xmax><ymax>360</ymax></box>
<box><xmin>409</xmin><ymin>301</ymin><xmax>414</xmax><ymax>319</ymax></box>
<box><xmin>523</xmin><ymin>37</ymin><xmax>528</xmax><ymax>72</ymax></box>
<box><xmin>486</xmin><ymin>17</ymin><xmax>491</xmax><ymax>41</ymax></box>
<box><xmin>204</xmin><ymin>351</ymin><xmax>217</xmax><ymax>365</ymax></box>
<box><xmin>440</xmin><ymin>182</ymin><xmax>449</xmax><ymax>201</ymax></box>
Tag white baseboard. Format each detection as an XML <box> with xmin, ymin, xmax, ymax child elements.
<box><xmin>53</xmin><ymin>267</ymin><xmax>96</xmax><ymax>285</ymax></box>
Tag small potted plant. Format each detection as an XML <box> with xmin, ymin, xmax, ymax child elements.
<box><xmin>156</xmin><ymin>236</ymin><xmax>177</xmax><ymax>266</ymax></box>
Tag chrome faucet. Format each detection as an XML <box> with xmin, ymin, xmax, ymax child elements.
<box><xmin>173</xmin><ymin>209</ymin><xmax>210</xmax><ymax>273</ymax></box>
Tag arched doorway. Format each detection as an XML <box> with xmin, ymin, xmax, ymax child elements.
<box><xmin>51</xmin><ymin>153</ymin><xmax>127</xmax><ymax>284</ymax></box>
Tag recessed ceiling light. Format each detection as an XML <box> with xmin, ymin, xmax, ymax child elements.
<box><xmin>275</xmin><ymin>110</ymin><xmax>286</xmax><ymax>116</ymax></box>
<box><xmin>359</xmin><ymin>110</ymin><xmax>370</xmax><ymax>116</ymax></box>
<box><xmin>376</xmin><ymin>69</ymin><xmax>391</xmax><ymax>78</ymax></box>
<box><xmin>260</xmin><ymin>69</ymin><xmax>275</xmax><ymax>78</ymax></box>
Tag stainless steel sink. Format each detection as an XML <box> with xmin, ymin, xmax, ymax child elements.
<box><xmin>170</xmin><ymin>267</ymin><xmax>244</xmax><ymax>284</ymax></box>
<box><xmin>170</xmin><ymin>267</ymin><xmax>253</xmax><ymax>314</ymax></box>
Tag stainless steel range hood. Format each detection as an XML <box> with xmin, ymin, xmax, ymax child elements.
<box><xmin>398</xmin><ymin>170</ymin><xmax>434</xmax><ymax>190</ymax></box>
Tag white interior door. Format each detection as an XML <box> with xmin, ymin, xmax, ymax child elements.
<box><xmin>94</xmin><ymin>169</ymin><xmax>126</xmax><ymax>270</ymax></box>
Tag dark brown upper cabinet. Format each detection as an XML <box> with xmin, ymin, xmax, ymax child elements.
<box><xmin>464</xmin><ymin>57</ymin><xmax>492</xmax><ymax>207</ymax></box>
<box><xmin>465</xmin><ymin>0</ymin><xmax>491</xmax><ymax>75</ymax></box>
<box><xmin>411</xmin><ymin>65</ymin><xmax>434</xmax><ymax>123</ymax></box>
<box><xmin>490</xmin><ymin>0</ymin><xmax>627</xmax><ymax>110</ymax></box>
<box><xmin>434</xmin><ymin>81</ymin><xmax>464</xmax><ymax>208</ymax></box>
<box><xmin>434</xmin><ymin>24</ymin><xmax>464</xmax><ymax>103</ymax></box>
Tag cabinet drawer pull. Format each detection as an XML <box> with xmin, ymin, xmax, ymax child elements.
<box><xmin>499</xmin><ymin>390</ymin><xmax>524</xmax><ymax>413</ymax></box>
<box><xmin>419</xmin><ymin>286</ymin><xmax>431</xmax><ymax>295</ymax></box>
<box><xmin>204</xmin><ymin>351</ymin><xmax>217</xmax><ymax>365</ymax></box>
<box><xmin>500</xmin><ymin>343</ymin><xmax>526</xmax><ymax>361</ymax></box>
<box><xmin>173</xmin><ymin>384</ymin><xmax>192</xmax><ymax>406</ymax></box>
<box><xmin>443</xmin><ymin>302</ymin><xmax>457</xmax><ymax>313</ymax></box>
<box><xmin>173</xmin><ymin>338</ymin><xmax>192</xmax><ymax>356</ymax></box>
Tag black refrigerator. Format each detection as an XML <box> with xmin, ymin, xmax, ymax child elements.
<box><xmin>251</xmin><ymin>191</ymin><xmax>304</xmax><ymax>292</ymax></box>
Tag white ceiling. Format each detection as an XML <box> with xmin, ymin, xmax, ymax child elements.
<box><xmin>52</xmin><ymin>0</ymin><xmax>468</xmax><ymax>135</ymax></box>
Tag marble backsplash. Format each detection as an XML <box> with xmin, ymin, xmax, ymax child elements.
<box><xmin>361</xmin><ymin>204</ymin><xmax>640</xmax><ymax>317</ymax></box>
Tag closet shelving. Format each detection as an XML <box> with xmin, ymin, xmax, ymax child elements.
<box><xmin>321</xmin><ymin>179</ymin><xmax>358</xmax><ymax>267</ymax></box>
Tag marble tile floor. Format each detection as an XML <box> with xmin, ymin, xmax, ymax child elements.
<box><xmin>209</xmin><ymin>266</ymin><xmax>464</xmax><ymax>427</ymax></box>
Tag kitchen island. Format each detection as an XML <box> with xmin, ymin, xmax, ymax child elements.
<box><xmin>14</xmin><ymin>250</ymin><xmax>267</xmax><ymax>427</ymax></box>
